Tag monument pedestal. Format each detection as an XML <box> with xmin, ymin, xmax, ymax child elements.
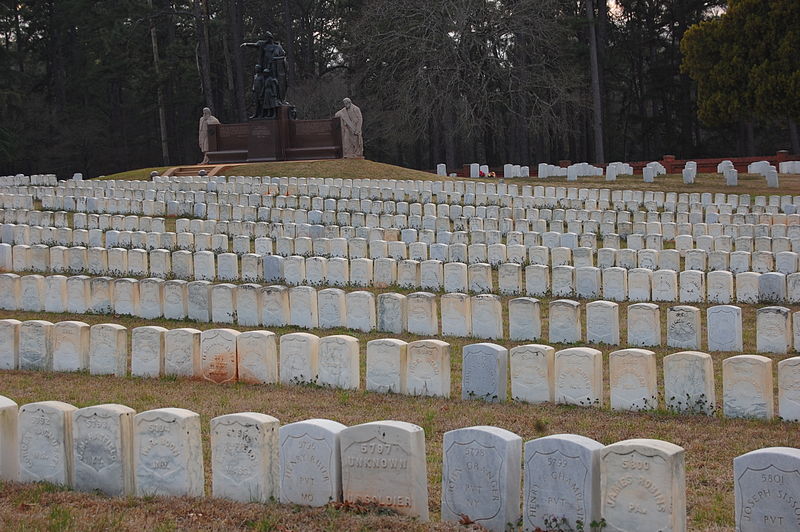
<box><xmin>206</xmin><ymin>106</ymin><xmax>342</xmax><ymax>163</ymax></box>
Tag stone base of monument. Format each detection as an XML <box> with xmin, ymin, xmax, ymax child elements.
<box><xmin>205</xmin><ymin>105</ymin><xmax>343</xmax><ymax>163</ymax></box>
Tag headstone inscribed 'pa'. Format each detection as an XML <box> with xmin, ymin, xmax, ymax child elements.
<box><xmin>0</xmin><ymin>395</ymin><xmax>18</xmax><ymax>481</ymax></box>
<box><xmin>663</xmin><ymin>351</ymin><xmax>715</xmax><ymax>415</ymax></box>
<box><xmin>600</xmin><ymin>439</ymin><xmax>686</xmax><ymax>532</ymax></box>
<box><xmin>723</xmin><ymin>355</ymin><xmax>774</xmax><ymax>420</ymax></box>
<box><xmin>318</xmin><ymin>335</ymin><xmax>360</xmax><ymax>389</ymax></box>
<box><xmin>134</xmin><ymin>408</ymin><xmax>204</xmax><ymax>497</ymax></box>
<box><xmin>211</xmin><ymin>412</ymin><xmax>279</xmax><ymax>503</ymax></box>
<box><xmin>778</xmin><ymin>357</ymin><xmax>800</xmax><ymax>422</ymax></box>
<box><xmin>406</xmin><ymin>339</ymin><xmax>450</xmax><ymax>398</ymax></box>
<box><xmin>18</xmin><ymin>401</ymin><xmax>77</xmax><ymax>486</ymax></box>
<box><xmin>461</xmin><ymin>343</ymin><xmax>507</xmax><ymax>402</ymax></box>
<box><xmin>340</xmin><ymin>421</ymin><xmax>429</xmax><ymax>521</ymax></box>
<box><xmin>734</xmin><ymin>447</ymin><xmax>800</xmax><ymax>532</ymax></box>
<box><xmin>71</xmin><ymin>404</ymin><xmax>135</xmax><ymax>496</ymax></box>
<box><xmin>280</xmin><ymin>332</ymin><xmax>319</xmax><ymax>384</ymax></box>
<box><xmin>555</xmin><ymin>347</ymin><xmax>603</xmax><ymax>407</ymax></box>
<box><xmin>523</xmin><ymin>434</ymin><xmax>603</xmax><ymax>531</ymax></box>
<box><xmin>509</xmin><ymin>344</ymin><xmax>554</xmax><ymax>403</ymax></box>
<box><xmin>236</xmin><ymin>330</ymin><xmax>277</xmax><ymax>384</ymax></box>
<box><xmin>441</xmin><ymin>426</ymin><xmax>521</xmax><ymax>532</ymax></box>
<box><xmin>280</xmin><ymin>419</ymin><xmax>346</xmax><ymax>506</ymax></box>
<box><xmin>366</xmin><ymin>338</ymin><xmax>407</xmax><ymax>394</ymax></box>
<box><xmin>89</xmin><ymin>323</ymin><xmax>128</xmax><ymax>376</ymax></box>
<box><xmin>200</xmin><ymin>328</ymin><xmax>240</xmax><ymax>384</ymax></box>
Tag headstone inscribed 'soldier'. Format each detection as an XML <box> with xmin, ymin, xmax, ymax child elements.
<box><xmin>600</xmin><ymin>439</ymin><xmax>686</xmax><ymax>532</ymax></box>
<box><xmin>0</xmin><ymin>395</ymin><xmax>18</xmax><ymax>481</ymax></box>
<box><xmin>280</xmin><ymin>419</ymin><xmax>346</xmax><ymax>506</ymax></box>
<box><xmin>441</xmin><ymin>426</ymin><xmax>522</xmax><ymax>532</ymax></box>
<box><xmin>134</xmin><ymin>408</ymin><xmax>204</xmax><ymax>497</ymax></box>
<box><xmin>778</xmin><ymin>357</ymin><xmax>800</xmax><ymax>422</ymax></box>
<box><xmin>280</xmin><ymin>332</ymin><xmax>319</xmax><ymax>385</ymax></box>
<box><xmin>18</xmin><ymin>401</ymin><xmax>77</xmax><ymax>486</ymax></box>
<box><xmin>462</xmin><ymin>343</ymin><xmax>507</xmax><ymax>402</ymax></box>
<box><xmin>609</xmin><ymin>349</ymin><xmax>657</xmax><ymax>411</ymax></box>
<box><xmin>523</xmin><ymin>434</ymin><xmax>603</xmax><ymax>532</ymax></box>
<box><xmin>663</xmin><ymin>351</ymin><xmax>715</xmax><ymax>415</ymax></box>
<box><xmin>340</xmin><ymin>421</ymin><xmax>428</xmax><ymax>520</ymax></box>
<box><xmin>211</xmin><ymin>412</ymin><xmax>279</xmax><ymax>502</ymax></box>
<box><xmin>723</xmin><ymin>355</ymin><xmax>774</xmax><ymax>420</ymax></box>
<box><xmin>89</xmin><ymin>323</ymin><xmax>128</xmax><ymax>376</ymax></box>
<box><xmin>510</xmin><ymin>344</ymin><xmax>554</xmax><ymax>403</ymax></box>
<box><xmin>318</xmin><ymin>335</ymin><xmax>360</xmax><ymax>390</ymax></box>
<box><xmin>200</xmin><ymin>328</ymin><xmax>240</xmax><ymax>384</ymax></box>
<box><xmin>164</xmin><ymin>328</ymin><xmax>201</xmax><ymax>377</ymax></box>
<box><xmin>131</xmin><ymin>326</ymin><xmax>166</xmax><ymax>378</ymax></box>
<box><xmin>236</xmin><ymin>330</ymin><xmax>278</xmax><ymax>385</ymax></box>
<box><xmin>366</xmin><ymin>339</ymin><xmax>407</xmax><ymax>394</ymax></box>
<box><xmin>52</xmin><ymin>320</ymin><xmax>90</xmax><ymax>372</ymax></box>
<box><xmin>555</xmin><ymin>347</ymin><xmax>603</xmax><ymax>407</ymax></box>
<box><xmin>734</xmin><ymin>447</ymin><xmax>800</xmax><ymax>532</ymax></box>
<box><xmin>71</xmin><ymin>404</ymin><xmax>135</xmax><ymax>496</ymax></box>
<box><xmin>406</xmin><ymin>339</ymin><xmax>450</xmax><ymax>398</ymax></box>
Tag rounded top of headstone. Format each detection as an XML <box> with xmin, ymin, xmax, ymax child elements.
<box><xmin>198</xmin><ymin>169</ymin><xmax>208</xmax><ymax>176</ymax></box>
<box><xmin>150</xmin><ymin>171</ymin><xmax>159</xmax><ymax>177</ymax></box>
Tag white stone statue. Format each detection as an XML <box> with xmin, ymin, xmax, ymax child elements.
<box><xmin>198</xmin><ymin>107</ymin><xmax>221</xmax><ymax>164</ymax></box>
<box><xmin>335</xmin><ymin>98</ymin><xmax>363</xmax><ymax>158</ymax></box>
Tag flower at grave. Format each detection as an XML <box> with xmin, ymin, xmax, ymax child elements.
<box><xmin>479</xmin><ymin>170</ymin><xmax>486</xmax><ymax>177</ymax></box>
<box><xmin>488</xmin><ymin>171</ymin><xmax>496</xmax><ymax>178</ymax></box>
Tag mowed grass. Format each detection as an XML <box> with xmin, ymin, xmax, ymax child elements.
<box><xmin>0</xmin><ymin>300</ymin><xmax>797</xmax><ymax>531</ymax></box>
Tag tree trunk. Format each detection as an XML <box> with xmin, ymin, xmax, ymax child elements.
<box><xmin>226</xmin><ymin>0</ymin><xmax>247</xmax><ymax>121</ymax></box>
<box><xmin>585</xmin><ymin>0</ymin><xmax>605</xmax><ymax>163</ymax></box>
<box><xmin>789</xmin><ymin>119</ymin><xmax>800</xmax><ymax>155</ymax></box>
<box><xmin>193</xmin><ymin>0</ymin><xmax>214</xmax><ymax>111</ymax></box>
<box><xmin>745</xmin><ymin>121</ymin><xmax>756</xmax><ymax>156</ymax></box>
<box><xmin>281</xmin><ymin>0</ymin><xmax>296</xmax><ymax>86</ymax></box>
<box><xmin>148</xmin><ymin>0</ymin><xmax>170</xmax><ymax>166</ymax></box>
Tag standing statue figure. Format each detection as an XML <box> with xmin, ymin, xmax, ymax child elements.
<box><xmin>198</xmin><ymin>107</ymin><xmax>220</xmax><ymax>164</ymax></box>
<box><xmin>335</xmin><ymin>98</ymin><xmax>363</xmax><ymax>158</ymax></box>
<box><xmin>241</xmin><ymin>32</ymin><xmax>288</xmax><ymax>118</ymax></box>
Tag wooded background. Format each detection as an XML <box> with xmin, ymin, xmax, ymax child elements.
<box><xmin>0</xmin><ymin>0</ymin><xmax>797</xmax><ymax>177</ymax></box>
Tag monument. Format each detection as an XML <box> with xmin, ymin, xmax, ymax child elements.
<box><xmin>201</xmin><ymin>31</ymin><xmax>344</xmax><ymax>163</ymax></box>
<box><xmin>335</xmin><ymin>98</ymin><xmax>363</xmax><ymax>158</ymax></box>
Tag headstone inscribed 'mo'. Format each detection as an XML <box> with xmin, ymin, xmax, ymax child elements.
<box><xmin>778</xmin><ymin>357</ymin><xmax>800</xmax><ymax>421</ymax></box>
<box><xmin>406</xmin><ymin>339</ymin><xmax>450</xmax><ymax>397</ymax></box>
<box><xmin>134</xmin><ymin>408</ymin><xmax>204</xmax><ymax>497</ymax></box>
<box><xmin>280</xmin><ymin>419</ymin><xmax>346</xmax><ymax>506</ymax></box>
<box><xmin>18</xmin><ymin>401</ymin><xmax>77</xmax><ymax>486</ymax></box>
<box><xmin>555</xmin><ymin>347</ymin><xmax>603</xmax><ymax>407</ymax></box>
<box><xmin>723</xmin><ymin>355</ymin><xmax>774</xmax><ymax>420</ymax></box>
<box><xmin>340</xmin><ymin>421</ymin><xmax>429</xmax><ymax>521</ymax></box>
<box><xmin>71</xmin><ymin>404</ymin><xmax>135</xmax><ymax>496</ymax></box>
<box><xmin>524</xmin><ymin>434</ymin><xmax>603</xmax><ymax>531</ymax></box>
<box><xmin>600</xmin><ymin>439</ymin><xmax>686</xmax><ymax>532</ymax></box>
<box><xmin>510</xmin><ymin>344</ymin><xmax>554</xmax><ymax>403</ymax></box>
<box><xmin>441</xmin><ymin>426</ymin><xmax>521</xmax><ymax>531</ymax></box>
<box><xmin>89</xmin><ymin>323</ymin><xmax>127</xmax><ymax>376</ymax></box>
<box><xmin>734</xmin><ymin>447</ymin><xmax>800</xmax><ymax>531</ymax></box>
<box><xmin>0</xmin><ymin>395</ymin><xmax>18</xmax><ymax>481</ymax></box>
<box><xmin>236</xmin><ymin>330</ymin><xmax>277</xmax><ymax>384</ymax></box>
<box><xmin>462</xmin><ymin>343</ymin><xmax>507</xmax><ymax>402</ymax></box>
<box><xmin>280</xmin><ymin>332</ymin><xmax>319</xmax><ymax>384</ymax></box>
<box><xmin>366</xmin><ymin>338</ymin><xmax>407</xmax><ymax>394</ymax></box>
<box><xmin>663</xmin><ymin>351</ymin><xmax>715</xmax><ymax>415</ymax></box>
<box><xmin>318</xmin><ymin>335</ymin><xmax>360</xmax><ymax>389</ymax></box>
<box><xmin>211</xmin><ymin>412</ymin><xmax>279</xmax><ymax>502</ymax></box>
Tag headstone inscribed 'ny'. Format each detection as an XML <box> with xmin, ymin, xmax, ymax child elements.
<box><xmin>406</xmin><ymin>339</ymin><xmax>450</xmax><ymax>398</ymax></box>
<box><xmin>366</xmin><ymin>338</ymin><xmax>407</xmax><ymax>394</ymax></box>
<box><xmin>663</xmin><ymin>351</ymin><xmax>716</xmax><ymax>415</ymax></box>
<box><xmin>318</xmin><ymin>335</ymin><xmax>360</xmax><ymax>390</ymax></box>
<box><xmin>280</xmin><ymin>419</ymin><xmax>346</xmax><ymax>506</ymax></box>
<box><xmin>600</xmin><ymin>439</ymin><xmax>686</xmax><ymax>532</ymax></box>
<box><xmin>441</xmin><ymin>426</ymin><xmax>522</xmax><ymax>532</ymax></box>
<box><xmin>211</xmin><ymin>412</ymin><xmax>279</xmax><ymax>503</ymax></box>
<box><xmin>18</xmin><ymin>401</ymin><xmax>77</xmax><ymax>486</ymax></box>
<box><xmin>555</xmin><ymin>347</ymin><xmax>603</xmax><ymax>407</ymax></box>
<box><xmin>134</xmin><ymin>408</ymin><xmax>203</xmax><ymax>497</ymax></box>
<box><xmin>280</xmin><ymin>332</ymin><xmax>319</xmax><ymax>384</ymax></box>
<box><xmin>734</xmin><ymin>447</ymin><xmax>800</xmax><ymax>532</ymax></box>
<box><xmin>236</xmin><ymin>330</ymin><xmax>278</xmax><ymax>384</ymax></box>
<box><xmin>71</xmin><ymin>404</ymin><xmax>135</xmax><ymax>496</ymax></box>
<box><xmin>0</xmin><ymin>395</ymin><xmax>18</xmax><ymax>481</ymax></box>
<box><xmin>778</xmin><ymin>357</ymin><xmax>800</xmax><ymax>422</ymax></box>
<box><xmin>200</xmin><ymin>328</ymin><xmax>240</xmax><ymax>384</ymax></box>
<box><xmin>462</xmin><ymin>343</ymin><xmax>507</xmax><ymax>402</ymax></box>
<box><xmin>510</xmin><ymin>344</ymin><xmax>554</xmax><ymax>403</ymax></box>
<box><xmin>340</xmin><ymin>421</ymin><xmax>429</xmax><ymax>521</ymax></box>
<box><xmin>523</xmin><ymin>434</ymin><xmax>603</xmax><ymax>532</ymax></box>
<box><xmin>723</xmin><ymin>355</ymin><xmax>774</xmax><ymax>420</ymax></box>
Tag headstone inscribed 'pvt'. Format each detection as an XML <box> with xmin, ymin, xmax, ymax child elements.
<box><xmin>441</xmin><ymin>426</ymin><xmax>522</xmax><ymax>532</ymax></box>
<box><xmin>280</xmin><ymin>419</ymin><xmax>346</xmax><ymax>506</ymax></box>
<box><xmin>609</xmin><ymin>349</ymin><xmax>658</xmax><ymax>411</ymax></box>
<box><xmin>211</xmin><ymin>412</ymin><xmax>279</xmax><ymax>502</ymax></box>
<box><xmin>555</xmin><ymin>347</ymin><xmax>603</xmax><ymax>407</ymax></box>
<box><xmin>89</xmin><ymin>323</ymin><xmax>127</xmax><ymax>376</ymax></box>
<box><xmin>134</xmin><ymin>408</ymin><xmax>204</xmax><ymax>497</ymax></box>
<box><xmin>164</xmin><ymin>328</ymin><xmax>201</xmax><ymax>377</ymax></box>
<box><xmin>723</xmin><ymin>355</ymin><xmax>774</xmax><ymax>420</ymax></box>
<box><xmin>523</xmin><ymin>434</ymin><xmax>603</xmax><ymax>531</ymax></box>
<box><xmin>778</xmin><ymin>357</ymin><xmax>800</xmax><ymax>422</ymax></box>
<box><xmin>663</xmin><ymin>351</ymin><xmax>716</xmax><ymax>415</ymax></box>
<box><xmin>18</xmin><ymin>401</ymin><xmax>77</xmax><ymax>486</ymax></box>
<box><xmin>280</xmin><ymin>332</ymin><xmax>319</xmax><ymax>384</ymax></box>
<box><xmin>0</xmin><ymin>395</ymin><xmax>18</xmax><ymax>481</ymax></box>
<box><xmin>462</xmin><ymin>343</ymin><xmax>507</xmax><ymax>402</ymax></box>
<box><xmin>71</xmin><ymin>404</ymin><xmax>135</xmax><ymax>496</ymax></box>
<box><xmin>366</xmin><ymin>338</ymin><xmax>407</xmax><ymax>394</ymax></box>
<box><xmin>236</xmin><ymin>330</ymin><xmax>278</xmax><ymax>384</ymax></box>
<box><xmin>509</xmin><ymin>344</ymin><xmax>554</xmax><ymax>403</ymax></box>
<box><xmin>200</xmin><ymin>328</ymin><xmax>240</xmax><ymax>384</ymax></box>
<box><xmin>600</xmin><ymin>439</ymin><xmax>686</xmax><ymax>532</ymax></box>
<box><xmin>340</xmin><ymin>421</ymin><xmax>429</xmax><ymax>521</ymax></box>
<box><xmin>406</xmin><ymin>339</ymin><xmax>450</xmax><ymax>397</ymax></box>
<box><xmin>734</xmin><ymin>447</ymin><xmax>800</xmax><ymax>532</ymax></box>
<box><xmin>318</xmin><ymin>335</ymin><xmax>360</xmax><ymax>389</ymax></box>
